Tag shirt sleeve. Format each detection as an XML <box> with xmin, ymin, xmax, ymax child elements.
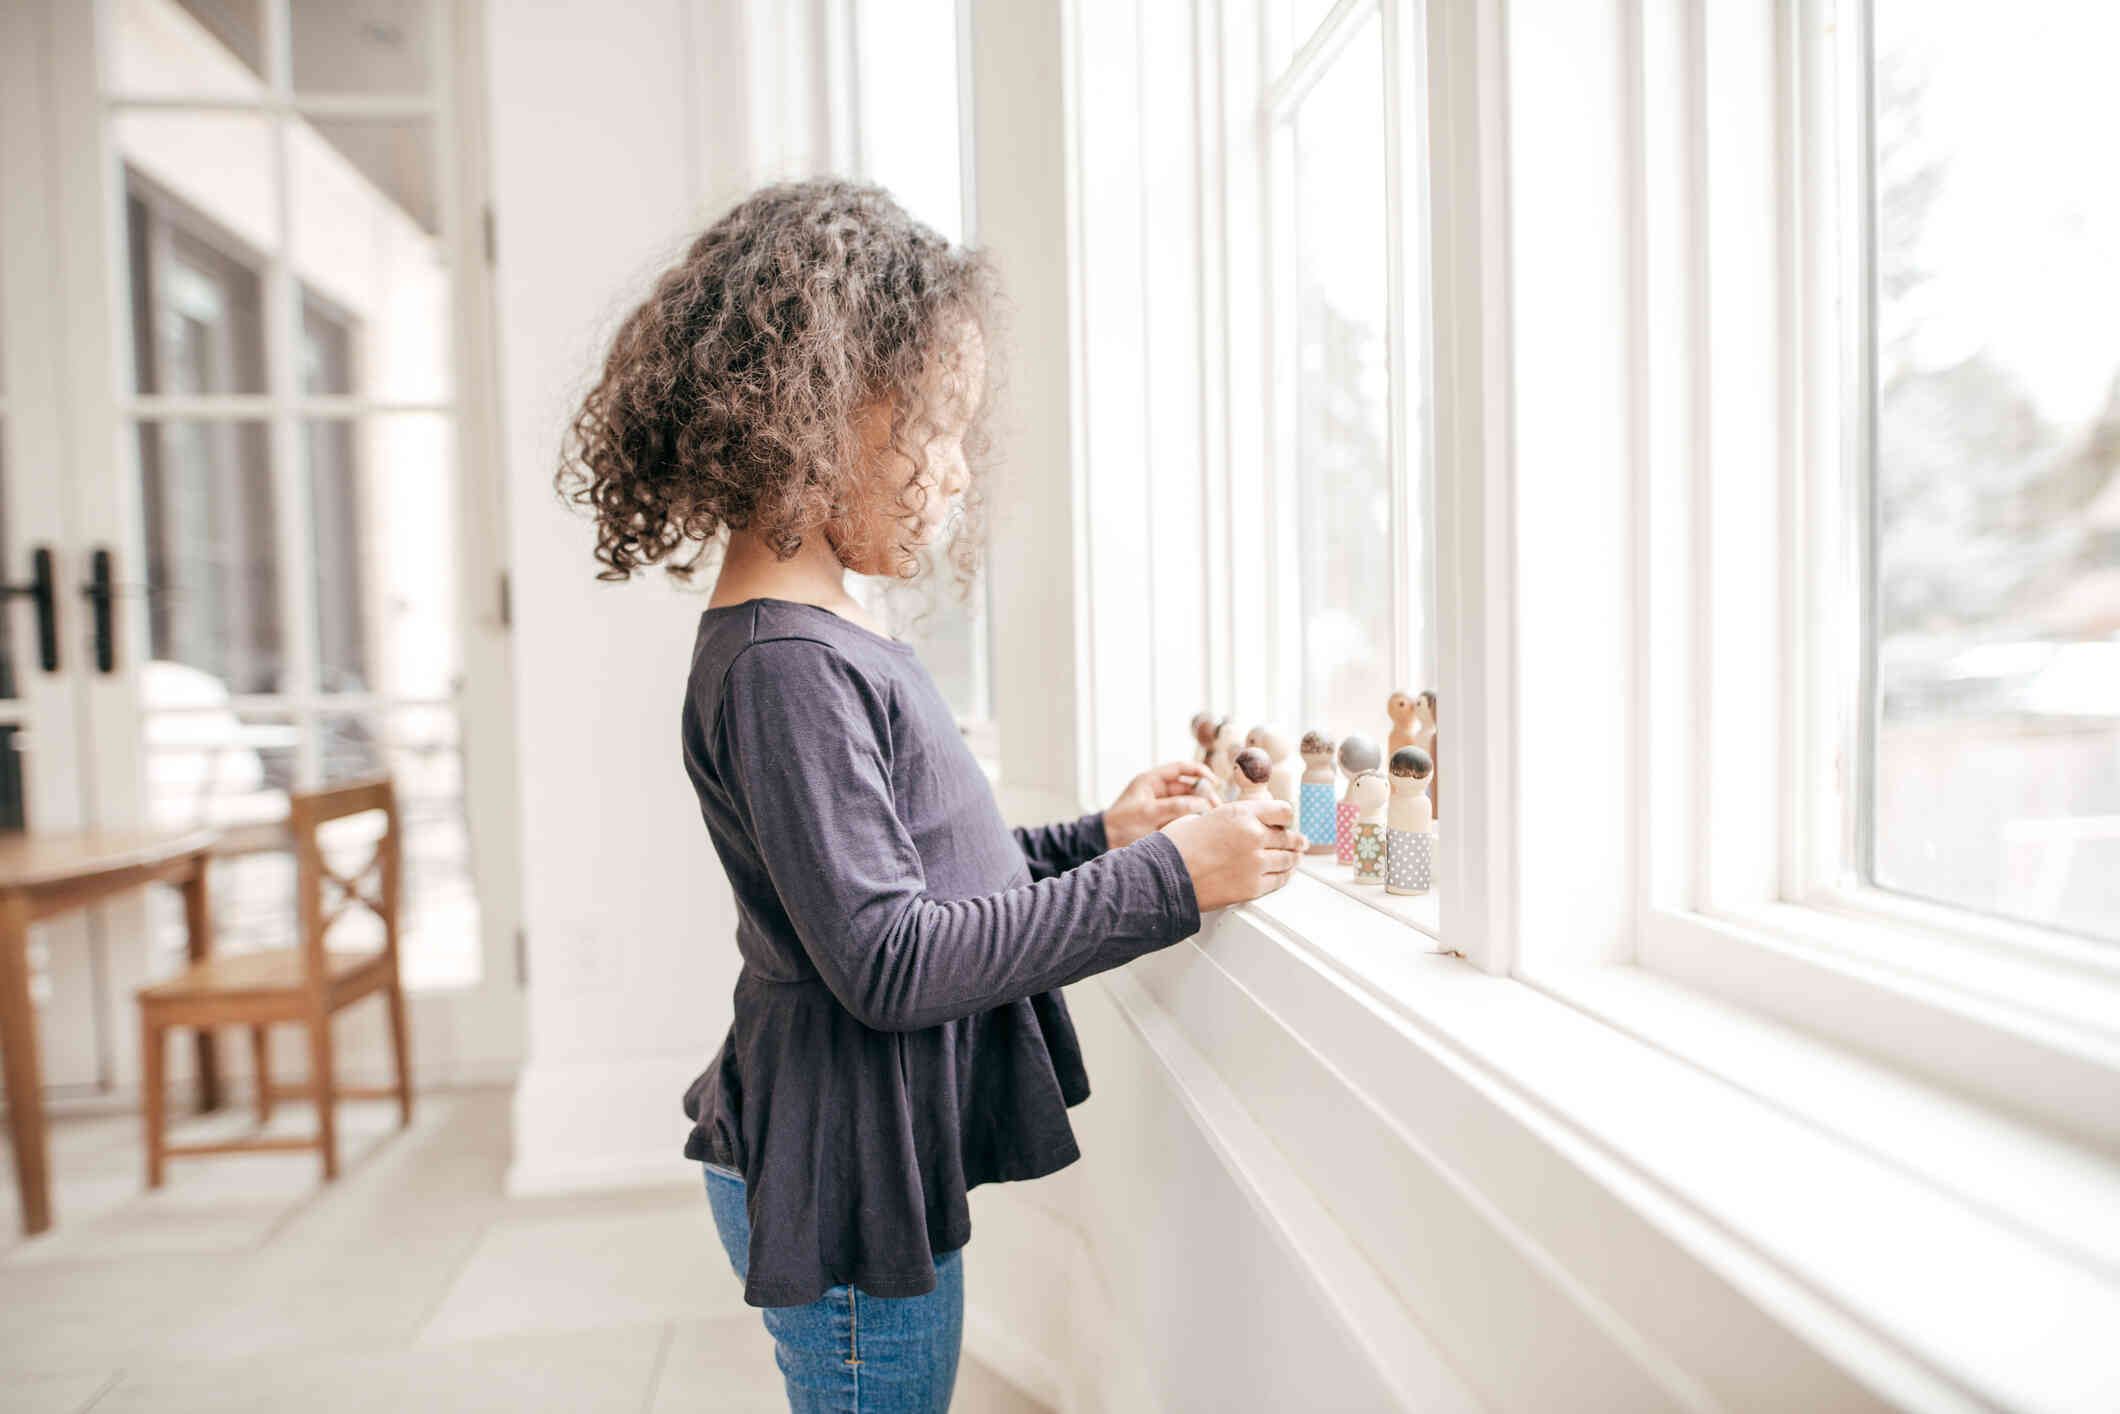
<box><xmin>1011</xmin><ymin>810</ymin><xmax>1109</xmax><ymax>882</ymax></box>
<box><xmin>713</xmin><ymin>637</ymin><xmax>1202</xmax><ymax>1033</ymax></box>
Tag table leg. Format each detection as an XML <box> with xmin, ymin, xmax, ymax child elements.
<box><xmin>0</xmin><ymin>891</ymin><xmax>51</xmax><ymax>1235</ymax></box>
<box><xmin>181</xmin><ymin>854</ymin><xmax>220</xmax><ymax>1113</ymax></box>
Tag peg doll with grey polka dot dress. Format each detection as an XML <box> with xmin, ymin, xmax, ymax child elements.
<box><xmin>1386</xmin><ymin>745</ymin><xmax>1436</xmax><ymax>896</ymax></box>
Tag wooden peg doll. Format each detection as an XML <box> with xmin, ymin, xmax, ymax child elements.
<box><xmin>1349</xmin><ymin>770</ymin><xmax>1390</xmax><ymax>884</ymax></box>
<box><xmin>1298</xmin><ymin>730</ymin><xmax>1338</xmax><ymax>855</ymax></box>
<box><xmin>1386</xmin><ymin>691</ymin><xmax>1421</xmax><ymax>755</ymax></box>
<box><xmin>1205</xmin><ymin>717</ymin><xmax>1242</xmax><ymax>790</ymax></box>
<box><xmin>1245</xmin><ymin>724</ymin><xmax>1302</xmax><ymax>807</ymax></box>
<box><xmin>1335</xmin><ymin>734</ymin><xmax>1381</xmax><ymax>866</ymax></box>
<box><xmin>1414</xmin><ymin>691</ymin><xmax>1438</xmax><ymax>821</ymax></box>
<box><xmin>1190</xmin><ymin>711</ymin><xmax>1217</xmax><ymax>764</ymax></box>
<box><xmin>1385</xmin><ymin>745</ymin><xmax>1436</xmax><ymax>896</ymax></box>
<box><xmin>1232</xmin><ymin>747</ymin><xmax>1274</xmax><ymax>801</ymax></box>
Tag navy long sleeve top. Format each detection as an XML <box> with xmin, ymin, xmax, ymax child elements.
<box><xmin>677</xmin><ymin>597</ymin><xmax>1203</xmax><ymax>1307</ymax></box>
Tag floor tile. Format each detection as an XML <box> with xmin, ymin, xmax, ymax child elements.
<box><xmin>87</xmin><ymin>1322</ymin><xmax>666</xmax><ymax>1414</ymax></box>
<box><xmin>420</xmin><ymin>1201</ymin><xmax>747</xmax><ymax>1346</ymax></box>
<box><xmin>6</xmin><ymin>1369</ymin><xmax>119</xmax><ymax>1414</ymax></box>
<box><xmin>646</xmin><ymin>1315</ymin><xmax>787</xmax><ymax>1413</ymax></box>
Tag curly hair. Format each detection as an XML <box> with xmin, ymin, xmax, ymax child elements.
<box><xmin>555</xmin><ymin>178</ymin><xmax>1007</xmax><ymax>604</ymax></box>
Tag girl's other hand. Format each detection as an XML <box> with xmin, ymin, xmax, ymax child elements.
<box><xmin>1159</xmin><ymin>799</ymin><xmax>1306</xmax><ymax>912</ymax></box>
<box><xmin>1103</xmin><ymin>760</ymin><xmax>1216</xmax><ymax>849</ymax></box>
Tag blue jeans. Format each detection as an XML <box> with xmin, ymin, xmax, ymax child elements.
<box><xmin>703</xmin><ymin>1160</ymin><xmax>964</xmax><ymax>1413</ymax></box>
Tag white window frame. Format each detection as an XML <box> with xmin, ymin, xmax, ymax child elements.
<box><xmin>1593</xmin><ymin>0</ymin><xmax>2120</xmax><ymax>1148</ymax></box>
<box><xmin>1062</xmin><ymin>2</ymin><xmax>2120</xmax><ymax>1400</ymax></box>
<box><xmin>1070</xmin><ymin>0</ymin><xmax>2120</xmax><ymax>1139</ymax></box>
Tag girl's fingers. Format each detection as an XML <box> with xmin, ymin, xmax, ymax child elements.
<box><xmin>1146</xmin><ymin>759</ymin><xmax>1209</xmax><ymax>795</ymax></box>
<box><xmin>1240</xmin><ymin>798</ymin><xmax>1297</xmax><ymax>829</ymax></box>
<box><xmin>1154</xmin><ymin>796</ymin><xmax>1209</xmax><ymax>823</ymax></box>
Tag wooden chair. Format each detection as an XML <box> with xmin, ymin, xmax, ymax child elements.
<box><xmin>137</xmin><ymin>775</ymin><xmax>412</xmax><ymax>1186</ymax></box>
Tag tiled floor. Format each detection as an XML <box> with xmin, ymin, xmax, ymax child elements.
<box><xmin>0</xmin><ymin>1087</ymin><xmax>1048</xmax><ymax>1412</ymax></box>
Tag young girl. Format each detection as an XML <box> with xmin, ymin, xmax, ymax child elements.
<box><xmin>557</xmin><ymin>177</ymin><xmax>1303</xmax><ymax>1413</ymax></box>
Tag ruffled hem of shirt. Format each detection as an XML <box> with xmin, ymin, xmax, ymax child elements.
<box><xmin>681</xmin><ymin>983</ymin><xmax>1094</xmax><ymax>1309</ymax></box>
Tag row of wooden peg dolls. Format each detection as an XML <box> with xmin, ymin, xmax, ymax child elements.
<box><xmin>1186</xmin><ymin>690</ymin><xmax>1441</xmax><ymax>897</ymax></box>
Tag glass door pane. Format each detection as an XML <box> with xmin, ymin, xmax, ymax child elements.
<box><xmin>111</xmin><ymin>0</ymin><xmax>480</xmax><ymax>989</ymax></box>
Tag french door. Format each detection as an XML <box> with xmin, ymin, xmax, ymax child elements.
<box><xmin>0</xmin><ymin>0</ymin><xmax>520</xmax><ymax>1105</ymax></box>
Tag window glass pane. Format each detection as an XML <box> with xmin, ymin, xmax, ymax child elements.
<box><xmin>136</xmin><ymin>418</ymin><xmax>283</xmax><ymax>694</ymax></box>
<box><xmin>142</xmin><ymin>706</ymin><xmax>300</xmax><ymax>972</ymax></box>
<box><xmin>142</xmin><ymin>705</ymin><xmax>296</xmax><ymax>830</ymax></box>
<box><xmin>304</xmin><ymin>414</ymin><xmax>457</xmax><ymax>696</ymax></box>
<box><xmin>291</xmin><ymin>0</ymin><xmax>435</xmax><ymax>97</ymax></box>
<box><xmin>1869</xmin><ymin>0</ymin><xmax>2120</xmax><ymax>943</ymax></box>
<box><xmin>873</xmin><ymin>553</ymin><xmax>989</xmax><ymax>723</ymax></box>
<box><xmin>321</xmin><ymin>706</ymin><xmax>480</xmax><ymax>989</ymax></box>
<box><xmin>291</xmin><ymin>119</ymin><xmax>452</xmax><ymax>401</ymax></box>
<box><xmin>850</xmin><ymin>0</ymin><xmax>986</xmax><ymax>720</ymax></box>
<box><xmin>852</xmin><ymin>0</ymin><xmax>963</xmax><ymax>244</ymax></box>
<box><xmin>1291</xmin><ymin>12</ymin><xmax>1393</xmax><ymax>739</ymax></box>
<box><xmin>112</xmin><ymin>0</ymin><xmax>268</xmax><ymax>99</ymax></box>
<box><xmin>121</xmin><ymin>155</ymin><xmax>272</xmax><ymax>397</ymax></box>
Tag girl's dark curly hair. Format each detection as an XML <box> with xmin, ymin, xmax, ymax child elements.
<box><xmin>555</xmin><ymin>177</ymin><xmax>1007</xmax><ymax>601</ymax></box>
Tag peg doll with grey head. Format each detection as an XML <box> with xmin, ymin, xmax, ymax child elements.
<box><xmin>1334</xmin><ymin>733</ymin><xmax>1381</xmax><ymax>867</ymax></box>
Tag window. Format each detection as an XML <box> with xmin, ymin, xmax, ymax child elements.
<box><xmin>1266</xmin><ymin>2</ymin><xmax>1433</xmax><ymax>748</ymax></box>
<box><xmin>849</xmin><ymin>0</ymin><xmax>993</xmax><ymax>736</ymax></box>
<box><xmin>1862</xmin><ymin>0</ymin><xmax>2120</xmax><ymax>947</ymax></box>
<box><xmin>112</xmin><ymin>0</ymin><xmax>481</xmax><ymax>989</ymax></box>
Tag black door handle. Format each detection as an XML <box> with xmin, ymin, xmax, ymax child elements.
<box><xmin>83</xmin><ymin>549</ymin><xmax>116</xmax><ymax>674</ymax></box>
<box><xmin>1</xmin><ymin>547</ymin><xmax>59</xmax><ymax>673</ymax></box>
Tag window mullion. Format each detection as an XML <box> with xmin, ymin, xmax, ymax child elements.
<box><xmin>1381</xmin><ymin>0</ymin><xmax>1412</xmax><ymax>699</ymax></box>
<box><xmin>262</xmin><ymin>0</ymin><xmax>319</xmax><ymax>786</ymax></box>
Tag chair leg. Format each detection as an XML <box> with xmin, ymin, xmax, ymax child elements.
<box><xmin>141</xmin><ymin>1014</ymin><xmax>166</xmax><ymax>1190</ymax></box>
<box><xmin>251</xmin><ymin>1024</ymin><xmax>273</xmax><ymax>1126</ymax></box>
<box><xmin>307</xmin><ymin>1010</ymin><xmax>338</xmax><ymax>1181</ymax></box>
<box><xmin>384</xmin><ymin>979</ymin><xmax>412</xmax><ymax>1129</ymax></box>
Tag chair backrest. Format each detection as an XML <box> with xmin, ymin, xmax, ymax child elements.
<box><xmin>287</xmin><ymin>774</ymin><xmax>401</xmax><ymax>990</ymax></box>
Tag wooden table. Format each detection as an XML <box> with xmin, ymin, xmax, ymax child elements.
<box><xmin>0</xmin><ymin>827</ymin><xmax>219</xmax><ymax>1235</ymax></box>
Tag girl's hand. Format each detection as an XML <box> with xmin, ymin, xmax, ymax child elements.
<box><xmin>1159</xmin><ymin>799</ymin><xmax>1306</xmax><ymax>912</ymax></box>
<box><xmin>1103</xmin><ymin>760</ymin><xmax>1215</xmax><ymax>849</ymax></box>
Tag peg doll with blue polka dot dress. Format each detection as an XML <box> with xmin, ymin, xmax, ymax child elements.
<box><xmin>1299</xmin><ymin>730</ymin><xmax>1339</xmax><ymax>855</ymax></box>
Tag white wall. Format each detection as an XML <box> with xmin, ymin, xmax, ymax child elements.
<box><xmin>488</xmin><ymin>0</ymin><xmax>752</xmax><ymax>1193</ymax></box>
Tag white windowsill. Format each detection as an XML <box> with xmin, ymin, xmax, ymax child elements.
<box><xmin>1639</xmin><ymin>903</ymin><xmax>2120</xmax><ymax>1153</ymax></box>
<box><xmin>1290</xmin><ymin>852</ymin><xmax>1443</xmax><ymax>940</ymax></box>
<box><xmin>1164</xmin><ymin>873</ymin><xmax>2120</xmax><ymax>1410</ymax></box>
